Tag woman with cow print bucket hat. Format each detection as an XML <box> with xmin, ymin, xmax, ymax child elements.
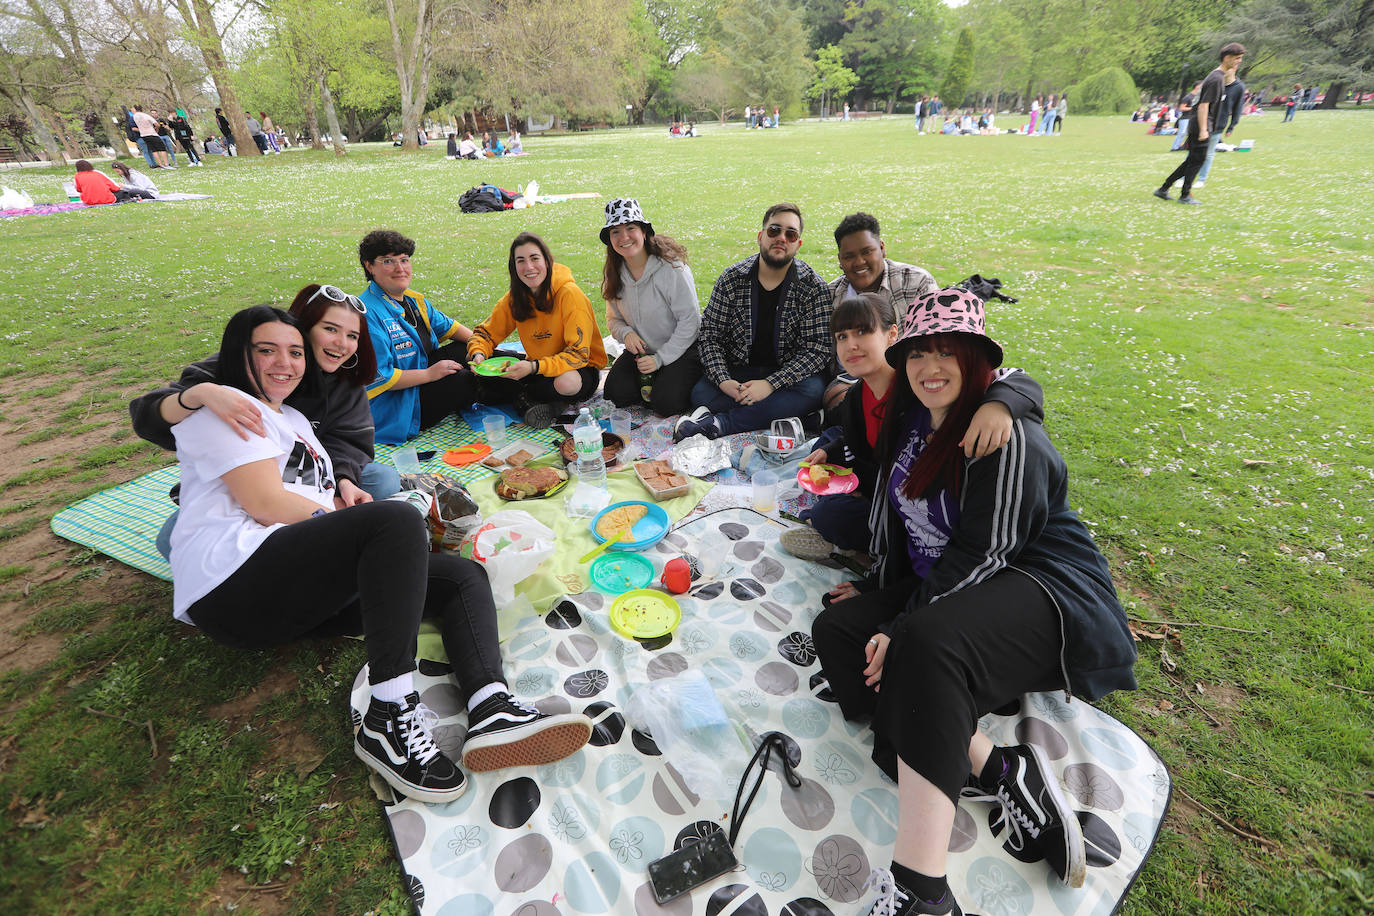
<box><xmin>811</xmin><ymin>288</ymin><xmax>1137</xmax><ymax>916</ymax></box>
<box><xmin>598</xmin><ymin>198</ymin><xmax>703</xmax><ymax>416</ymax></box>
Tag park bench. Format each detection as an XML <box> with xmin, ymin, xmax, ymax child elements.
<box><xmin>0</xmin><ymin>147</ymin><xmax>20</xmax><ymax>167</ymax></box>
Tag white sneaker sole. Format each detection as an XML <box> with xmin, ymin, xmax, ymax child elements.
<box><xmin>1027</xmin><ymin>743</ymin><xmax>1086</xmax><ymax>887</ymax></box>
<box><xmin>462</xmin><ymin>713</ymin><xmax>592</xmax><ymax>772</ymax></box>
<box><xmin>354</xmin><ymin>739</ymin><xmax>468</xmax><ymax>804</ymax></box>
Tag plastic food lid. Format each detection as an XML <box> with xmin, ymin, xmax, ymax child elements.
<box><xmin>608</xmin><ymin>589</ymin><xmax>682</xmax><ymax>639</ymax></box>
<box><xmin>442</xmin><ymin>443</ymin><xmax>493</xmax><ymax>466</ymax></box>
<box><xmin>590</xmin><ymin>552</ymin><xmax>655</xmax><ymax>594</ymax></box>
<box><xmin>589</xmin><ymin>500</ymin><xmax>671</xmax><ymax>550</ymax></box>
<box><xmin>473</xmin><ymin>356</ymin><xmax>519</xmax><ymax>377</ymax></box>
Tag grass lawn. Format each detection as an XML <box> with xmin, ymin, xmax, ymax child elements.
<box><xmin>0</xmin><ymin>110</ymin><xmax>1371</xmax><ymax>914</ymax></box>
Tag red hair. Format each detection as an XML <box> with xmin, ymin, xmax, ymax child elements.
<box><xmin>288</xmin><ymin>284</ymin><xmax>377</xmax><ymax>386</ymax></box>
<box><xmin>879</xmin><ymin>333</ymin><xmax>995</xmax><ymax>501</ymax></box>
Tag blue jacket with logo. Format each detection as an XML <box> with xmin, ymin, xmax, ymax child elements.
<box><xmin>360</xmin><ymin>281</ymin><xmax>463</xmax><ymax>444</ymax></box>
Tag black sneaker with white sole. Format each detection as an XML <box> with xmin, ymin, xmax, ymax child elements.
<box><xmin>461</xmin><ymin>692</ymin><xmax>592</xmax><ymax>772</ymax></box>
<box><xmin>963</xmin><ymin>743</ymin><xmax>1085</xmax><ymax>887</ymax></box>
<box><xmin>354</xmin><ymin>692</ymin><xmax>467</xmax><ymax>804</ymax></box>
<box><xmin>862</xmin><ymin>867</ymin><xmax>964</xmax><ymax>916</ymax></box>
<box><xmin>673</xmin><ymin>405</ymin><xmax>712</xmax><ymax>442</ymax></box>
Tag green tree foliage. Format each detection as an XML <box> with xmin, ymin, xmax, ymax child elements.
<box><xmin>1218</xmin><ymin>0</ymin><xmax>1373</xmax><ymax>106</ymax></box>
<box><xmin>714</xmin><ymin>0</ymin><xmax>813</xmax><ymax>114</ymax></box>
<box><xmin>1069</xmin><ymin>66</ymin><xmax>1139</xmax><ymax>114</ymax></box>
<box><xmin>839</xmin><ymin>0</ymin><xmax>946</xmax><ymax>111</ymax></box>
<box><xmin>807</xmin><ymin>43</ymin><xmax>859</xmax><ymax>117</ymax></box>
<box><xmin>939</xmin><ymin>26</ymin><xmax>974</xmax><ymax>106</ymax></box>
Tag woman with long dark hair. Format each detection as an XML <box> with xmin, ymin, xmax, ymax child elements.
<box><xmin>598</xmin><ymin>198</ymin><xmax>702</xmax><ymax>416</ymax></box>
<box><xmin>468</xmin><ymin>232</ymin><xmax>606</xmax><ymax>428</ymax></box>
<box><xmin>812</xmin><ymin>289</ymin><xmax>1136</xmax><ymax>916</ymax></box>
<box><xmin>163</xmin><ymin>305</ymin><xmax>591</xmax><ymax>803</ymax></box>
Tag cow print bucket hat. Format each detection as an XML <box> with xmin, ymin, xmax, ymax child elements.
<box><xmin>886</xmin><ymin>287</ymin><xmax>1004</xmax><ymax>368</ymax></box>
<box><xmin>600</xmin><ymin>198</ymin><xmax>655</xmax><ymax>245</ymax></box>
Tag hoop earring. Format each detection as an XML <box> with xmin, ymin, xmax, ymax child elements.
<box><xmin>340</xmin><ymin>353</ymin><xmax>358</xmax><ymax>370</ymax></box>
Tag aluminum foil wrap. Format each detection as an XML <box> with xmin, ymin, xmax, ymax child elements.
<box><xmin>671</xmin><ymin>435</ymin><xmax>733</xmax><ymax>477</ymax></box>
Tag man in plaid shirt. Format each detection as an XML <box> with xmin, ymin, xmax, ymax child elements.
<box><xmin>675</xmin><ymin>202</ymin><xmax>833</xmax><ymax>441</ymax></box>
<box><xmin>823</xmin><ymin>212</ymin><xmax>937</xmax><ymax>409</ymax></box>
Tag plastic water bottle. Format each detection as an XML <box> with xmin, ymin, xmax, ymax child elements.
<box><xmin>572</xmin><ymin>407</ymin><xmax>607</xmax><ymax>491</ymax></box>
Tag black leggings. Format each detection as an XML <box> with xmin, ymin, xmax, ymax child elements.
<box><xmin>418</xmin><ymin>342</ymin><xmax>478</xmax><ymax>431</ymax></box>
<box><xmin>477</xmin><ymin>364</ymin><xmax>600</xmax><ymax>408</ymax></box>
<box><xmin>812</xmin><ymin>569</ymin><xmax>1063</xmax><ymax>803</ymax></box>
<box><xmin>186</xmin><ymin>500</ymin><xmax>505</xmax><ymax>696</ymax></box>
<box><xmin>1161</xmin><ymin>126</ymin><xmax>1208</xmax><ymax>196</ymax></box>
<box><xmin>603</xmin><ymin>343</ymin><xmax>702</xmax><ymax>417</ymax></box>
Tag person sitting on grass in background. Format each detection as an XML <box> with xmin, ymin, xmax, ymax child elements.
<box><xmin>458</xmin><ymin>132</ymin><xmax>480</xmax><ymax>159</ymax></box>
<box><xmin>468</xmin><ymin>232</ymin><xmax>607</xmax><ymax>429</ymax></box>
<box><xmin>111</xmin><ymin>160</ymin><xmax>159</xmax><ymax>199</ymax></box>
<box><xmin>598</xmin><ymin>198</ymin><xmax>702</xmax><ymax>417</ymax></box>
<box><xmin>812</xmin><ymin>288</ymin><xmax>1136</xmax><ymax>916</ymax></box>
<box><xmin>677</xmin><ymin>202</ymin><xmax>832</xmax><ymax>441</ymax></box>
<box><xmin>131</xmin><ymin>282</ymin><xmax>406</xmax><ymax>559</ymax></box>
<box><xmin>357</xmin><ymin>229</ymin><xmax>476</xmax><ymax>445</ymax></box>
<box><xmin>73</xmin><ymin>160</ymin><xmax>152</xmax><ymax>204</ymax></box>
<box><xmin>822</xmin><ymin>212</ymin><xmax>936</xmax><ymax>411</ymax></box>
<box><xmin>506</xmin><ymin>129</ymin><xmax>523</xmax><ymax>154</ymax></box>
<box><xmin>163</xmin><ymin>305</ymin><xmax>592</xmax><ymax>805</ymax></box>
<box><xmin>782</xmin><ymin>292</ymin><xmax>1043</xmax><ymax>562</ymax></box>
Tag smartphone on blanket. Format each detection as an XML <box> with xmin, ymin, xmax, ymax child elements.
<box><xmin>646</xmin><ymin>829</ymin><xmax>739</xmax><ymax>904</ymax></box>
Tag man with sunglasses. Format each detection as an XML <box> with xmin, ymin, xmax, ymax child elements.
<box><xmin>358</xmin><ymin>229</ymin><xmax>476</xmax><ymax>444</ymax></box>
<box><xmin>677</xmin><ymin>202</ymin><xmax>832</xmax><ymax>441</ymax></box>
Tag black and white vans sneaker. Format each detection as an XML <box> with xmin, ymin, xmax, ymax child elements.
<box><xmin>672</xmin><ymin>405</ymin><xmax>712</xmax><ymax>442</ymax></box>
<box><xmin>964</xmin><ymin>743</ymin><xmax>1085</xmax><ymax>887</ymax></box>
<box><xmin>354</xmin><ymin>692</ymin><xmax>467</xmax><ymax>804</ymax></box>
<box><xmin>861</xmin><ymin>867</ymin><xmax>963</xmax><ymax>916</ymax></box>
<box><xmin>461</xmin><ymin>692</ymin><xmax>592</xmax><ymax>772</ymax></box>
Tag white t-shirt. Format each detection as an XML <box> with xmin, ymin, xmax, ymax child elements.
<box><xmin>170</xmin><ymin>389</ymin><xmax>336</xmax><ymax>622</ymax></box>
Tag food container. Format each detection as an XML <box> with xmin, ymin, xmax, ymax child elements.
<box><xmin>559</xmin><ymin>431</ymin><xmax>625</xmax><ymax>465</ymax></box>
<box><xmin>633</xmin><ymin>459</ymin><xmax>691</xmax><ymax>501</ymax></box>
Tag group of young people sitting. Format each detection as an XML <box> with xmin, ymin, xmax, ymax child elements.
<box><xmin>130</xmin><ymin>199</ymin><xmax>1136</xmax><ymax>916</ymax></box>
<box><xmin>446</xmin><ymin>130</ymin><xmax>523</xmax><ymax>159</ymax></box>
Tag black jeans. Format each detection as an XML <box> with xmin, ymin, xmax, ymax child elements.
<box><xmin>187</xmin><ymin>500</ymin><xmax>505</xmax><ymax>696</ymax></box>
<box><xmin>1161</xmin><ymin>124</ymin><xmax>1208</xmax><ymax>196</ymax></box>
<box><xmin>812</xmin><ymin>569</ymin><xmax>1063</xmax><ymax>802</ymax></box>
<box><xmin>477</xmin><ymin>364</ymin><xmax>600</xmax><ymax>408</ymax></box>
<box><xmin>418</xmin><ymin>342</ymin><xmax>478</xmax><ymax>431</ymax></box>
<box><xmin>603</xmin><ymin>342</ymin><xmax>702</xmax><ymax>417</ymax></box>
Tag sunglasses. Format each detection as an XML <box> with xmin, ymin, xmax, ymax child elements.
<box><xmin>764</xmin><ymin>224</ymin><xmax>801</xmax><ymax>242</ymax></box>
<box><xmin>308</xmin><ymin>284</ymin><xmax>366</xmax><ymax>314</ymax></box>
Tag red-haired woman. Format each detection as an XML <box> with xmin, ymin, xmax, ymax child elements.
<box><xmin>812</xmin><ymin>289</ymin><xmax>1137</xmax><ymax>916</ymax></box>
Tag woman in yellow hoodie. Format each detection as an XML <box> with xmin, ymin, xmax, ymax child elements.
<box><xmin>469</xmin><ymin>232</ymin><xmax>607</xmax><ymax>429</ymax></box>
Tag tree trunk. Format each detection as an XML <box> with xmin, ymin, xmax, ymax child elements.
<box><xmin>19</xmin><ymin>92</ymin><xmax>66</xmax><ymax>164</ymax></box>
<box><xmin>1319</xmin><ymin>82</ymin><xmax>1344</xmax><ymax>109</ymax></box>
<box><xmin>301</xmin><ymin>79</ymin><xmax>323</xmax><ymax>150</ymax></box>
<box><xmin>319</xmin><ymin>72</ymin><xmax>345</xmax><ymax>155</ymax></box>
<box><xmin>885</xmin><ymin>94</ymin><xmax>895</xmax><ymax>114</ymax></box>
<box><xmin>384</xmin><ymin>0</ymin><xmax>435</xmax><ymax>151</ymax></box>
<box><xmin>176</xmin><ymin>0</ymin><xmax>260</xmax><ymax>155</ymax></box>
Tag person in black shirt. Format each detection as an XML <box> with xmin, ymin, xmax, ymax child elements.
<box><xmin>1154</xmin><ymin>42</ymin><xmax>1245</xmax><ymax>204</ymax></box>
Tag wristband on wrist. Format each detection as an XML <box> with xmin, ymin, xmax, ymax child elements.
<box><xmin>176</xmin><ymin>388</ymin><xmax>198</xmax><ymax>411</ymax></box>
<box><xmin>528</xmin><ymin>359</ymin><xmax>537</xmax><ymax>374</ymax></box>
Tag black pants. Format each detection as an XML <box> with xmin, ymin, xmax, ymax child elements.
<box><xmin>1161</xmin><ymin>125</ymin><xmax>1208</xmax><ymax>196</ymax></box>
<box><xmin>418</xmin><ymin>342</ymin><xmax>478</xmax><ymax>431</ymax></box>
<box><xmin>187</xmin><ymin>500</ymin><xmax>505</xmax><ymax>696</ymax></box>
<box><xmin>114</xmin><ymin>189</ymin><xmax>154</xmax><ymax>202</ymax></box>
<box><xmin>603</xmin><ymin>343</ymin><xmax>702</xmax><ymax>417</ymax></box>
<box><xmin>477</xmin><ymin>364</ymin><xmax>600</xmax><ymax>409</ymax></box>
<box><xmin>812</xmin><ymin>569</ymin><xmax>1063</xmax><ymax>803</ymax></box>
<box><xmin>180</xmin><ymin>140</ymin><xmax>202</xmax><ymax>164</ymax></box>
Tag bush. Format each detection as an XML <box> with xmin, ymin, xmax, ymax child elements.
<box><xmin>1068</xmin><ymin>66</ymin><xmax>1138</xmax><ymax>115</ymax></box>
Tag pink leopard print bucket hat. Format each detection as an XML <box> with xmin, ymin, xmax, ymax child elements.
<box><xmin>886</xmin><ymin>287</ymin><xmax>1004</xmax><ymax>368</ymax></box>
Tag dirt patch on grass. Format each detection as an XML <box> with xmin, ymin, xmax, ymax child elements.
<box><xmin>202</xmin><ymin>871</ymin><xmax>296</xmax><ymax>916</ymax></box>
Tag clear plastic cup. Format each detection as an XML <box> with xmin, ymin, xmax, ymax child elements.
<box><xmin>610</xmin><ymin>409</ymin><xmax>632</xmax><ymax>441</ymax></box>
<box><xmin>752</xmin><ymin>470</ymin><xmax>778</xmax><ymax>514</ymax></box>
<box><xmin>392</xmin><ymin>446</ymin><xmax>421</xmax><ymax>475</ymax></box>
<box><xmin>482</xmin><ymin>413</ymin><xmax>507</xmax><ymax>448</ymax></box>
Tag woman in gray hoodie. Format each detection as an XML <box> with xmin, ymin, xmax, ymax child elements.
<box><xmin>599</xmin><ymin>198</ymin><xmax>702</xmax><ymax>416</ymax></box>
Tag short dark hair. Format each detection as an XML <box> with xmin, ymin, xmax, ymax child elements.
<box><xmin>1219</xmin><ymin>42</ymin><xmax>1246</xmax><ymax>58</ymax></box>
<box><xmin>358</xmin><ymin>229</ymin><xmax>415</xmax><ymax>282</ymax></box>
<box><xmin>831</xmin><ymin>291</ymin><xmax>897</xmax><ymax>338</ymax></box>
<box><xmin>762</xmin><ymin>202</ymin><xmax>803</xmax><ymax>234</ymax></box>
<box><xmin>289</xmin><ymin>284</ymin><xmax>377</xmax><ymax>386</ymax></box>
<box><xmin>834</xmin><ymin>212</ymin><xmax>880</xmax><ymax>247</ymax></box>
<box><xmin>75</xmin><ymin>160</ymin><xmax>94</xmax><ymax>172</ymax></box>
<box><xmin>507</xmin><ymin>232</ymin><xmax>555</xmax><ymax>321</ymax></box>
<box><xmin>216</xmin><ymin>306</ymin><xmax>317</xmax><ymax>403</ymax></box>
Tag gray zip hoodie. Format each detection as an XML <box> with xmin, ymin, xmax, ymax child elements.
<box><xmin>605</xmin><ymin>255</ymin><xmax>700</xmax><ymax>369</ymax></box>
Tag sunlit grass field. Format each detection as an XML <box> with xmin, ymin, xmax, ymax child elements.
<box><xmin>0</xmin><ymin>109</ymin><xmax>1371</xmax><ymax>914</ymax></box>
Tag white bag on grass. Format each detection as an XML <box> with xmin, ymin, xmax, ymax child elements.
<box><xmin>467</xmin><ymin>510</ymin><xmax>555</xmax><ymax>604</ymax></box>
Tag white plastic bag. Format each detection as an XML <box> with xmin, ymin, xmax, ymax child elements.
<box><xmin>467</xmin><ymin>510</ymin><xmax>555</xmax><ymax>604</ymax></box>
<box><xmin>624</xmin><ymin>671</ymin><xmax>749</xmax><ymax>801</ymax></box>
<box><xmin>0</xmin><ymin>186</ymin><xmax>33</xmax><ymax>209</ymax></box>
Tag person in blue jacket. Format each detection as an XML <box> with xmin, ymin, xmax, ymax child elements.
<box><xmin>358</xmin><ymin>229</ymin><xmax>476</xmax><ymax>444</ymax></box>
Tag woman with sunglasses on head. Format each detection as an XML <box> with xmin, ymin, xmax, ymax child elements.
<box><xmin>811</xmin><ymin>289</ymin><xmax>1136</xmax><ymax>916</ymax></box>
<box><xmin>131</xmin><ymin>284</ymin><xmax>401</xmax><ymax>558</ymax></box>
<box><xmin>165</xmin><ymin>305</ymin><xmax>592</xmax><ymax>804</ymax></box>
<box><xmin>358</xmin><ymin>229</ymin><xmax>477</xmax><ymax>445</ymax></box>
<box><xmin>597</xmin><ymin>198</ymin><xmax>703</xmax><ymax>417</ymax></box>
<box><xmin>468</xmin><ymin>232</ymin><xmax>607</xmax><ymax>429</ymax></box>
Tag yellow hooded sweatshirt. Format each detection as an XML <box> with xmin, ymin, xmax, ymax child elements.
<box><xmin>469</xmin><ymin>262</ymin><xmax>608</xmax><ymax>375</ymax></box>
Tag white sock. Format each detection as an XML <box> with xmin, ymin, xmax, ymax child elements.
<box><xmin>371</xmin><ymin>673</ymin><xmax>414</xmax><ymax>705</ymax></box>
<box><xmin>467</xmin><ymin>682</ymin><xmax>506</xmax><ymax>712</ymax></box>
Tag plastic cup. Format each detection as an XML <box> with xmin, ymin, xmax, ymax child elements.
<box><xmin>392</xmin><ymin>446</ymin><xmax>421</xmax><ymax>475</ymax></box>
<box><xmin>610</xmin><ymin>409</ymin><xmax>632</xmax><ymax>441</ymax></box>
<box><xmin>482</xmin><ymin>413</ymin><xmax>507</xmax><ymax>448</ymax></box>
<box><xmin>696</xmin><ymin>533</ymin><xmax>725</xmax><ymax>578</ymax></box>
<box><xmin>752</xmin><ymin>470</ymin><xmax>778</xmax><ymax>514</ymax></box>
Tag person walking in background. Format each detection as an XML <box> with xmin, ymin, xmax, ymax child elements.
<box><xmin>1037</xmin><ymin>94</ymin><xmax>1058</xmax><ymax>135</ymax></box>
<box><xmin>169</xmin><ymin>110</ymin><xmax>202</xmax><ymax>166</ymax></box>
<box><xmin>131</xmin><ymin>105</ymin><xmax>170</xmax><ymax>169</ymax></box>
<box><xmin>124</xmin><ymin>107</ymin><xmax>157</xmax><ymax>170</ymax></box>
<box><xmin>916</xmin><ymin>97</ymin><xmax>928</xmax><ymax>133</ymax></box>
<box><xmin>1053</xmin><ymin>92</ymin><xmax>1067</xmax><ymax>133</ymax></box>
<box><xmin>1154</xmin><ymin>42</ymin><xmax>1245</xmax><ymax>205</ymax></box>
<box><xmin>1196</xmin><ymin>66</ymin><xmax>1246</xmax><ymax>187</ymax></box>
<box><xmin>215</xmin><ymin>107</ymin><xmax>235</xmax><ymax>154</ymax></box>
